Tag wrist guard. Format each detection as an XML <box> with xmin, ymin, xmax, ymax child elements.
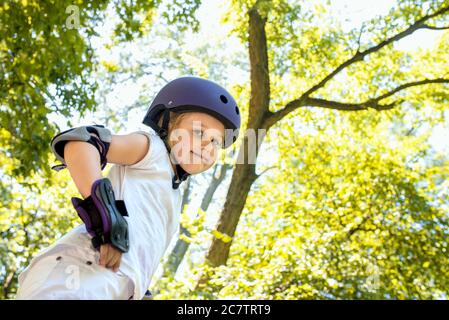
<box><xmin>71</xmin><ymin>178</ymin><xmax>129</xmax><ymax>253</ymax></box>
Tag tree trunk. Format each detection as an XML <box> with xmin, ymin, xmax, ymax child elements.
<box><xmin>196</xmin><ymin>6</ymin><xmax>271</xmax><ymax>289</ymax></box>
<box><xmin>203</xmin><ymin>159</ymin><xmax>258</xmax><ymax>267</ymax></box>
<box><xmin>181</xmin><ymin>177</ymin><xmax>192</xmax><ymax>210</ymax></box>
<box><xmin>2</xmin><ymin>269</ymin><xmax>16</xmax><ymax>299</ymax></box>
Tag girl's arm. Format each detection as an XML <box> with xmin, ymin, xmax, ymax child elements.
<box><xmin>106</xmin><ymin>133</ymin><xmax>149</xmax><ymax>166</ymax></box>
<box><xmin>63</xmin><ymin>132</ymin><xmax>149</xmax><ymax>272</ymax></box>
<box><xmin>64</xmin><ymin>133</ymin><xmax>149</xmax><ymax>199</ymax></box>
<box><xmin>64</xmin><ymin>140</ymin><xmax>102</xmax><ymax>199</ymax></box>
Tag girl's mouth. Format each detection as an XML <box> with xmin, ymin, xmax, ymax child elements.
<box><xmin>191</xmin><ymin>150</ymin><xmax>210</xmax><ymax>163</ymax></box>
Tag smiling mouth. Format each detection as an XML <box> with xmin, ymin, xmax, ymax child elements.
<box><xmin>191</xmin><ymin>151</ymin><xmax>210</xmax><ymax>163</ymax></box>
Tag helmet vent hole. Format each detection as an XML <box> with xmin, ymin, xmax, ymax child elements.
<box><xmin>235</xmin><ymin>106</ymin><xmax>239</xmax><ymax>115</ymax></box>
<box><xmin>220</xmin><ymin>95</ymin><xmax>228</xmax><ymax>104</ymax></box>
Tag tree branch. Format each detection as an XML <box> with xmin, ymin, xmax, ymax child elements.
<box><xmin>263</xmin><ymin>78</ymin><xmax>449</xmax><ymax>128</ymax></box>
<box><xmin>376</xmin><ymin>78</ymin><xmax>449</xmax><ymax>101</ymax></box>
<box><xmin>303</xmin><ymin>97</ymin><xmax>400</xmax><ymax>111</ymax></box>
<box><xmin>300</xmin><ymin>5</ymin><xmax>449</xmax><ymax>99</ymax></box>
<box><xmin>354</xmin><ymin>23</ymin><xmax>366</xmax><ymax>55</ymax></box>
<box><xmin>254</xmin><ymin>165</ymin><xmax>277</xmax><ymax>180</ymax></box>
<box><xmin>421</xmin><ymin>24</ymin><xmax>449</xmax><ymax>30</ymax></box>
<box><xmin>262</xmin><ymin>5</ymin><xmax>449</xmax><ymax>129</ymax></box>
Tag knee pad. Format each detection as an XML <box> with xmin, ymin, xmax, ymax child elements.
<box><xmin>50</xmin><ymin>125</ymin><xmax>112</xmax><ymax>172</ymax></box>
<box><xmin>71</xmin><ymin>178</ymin><xmax>129</xmax><ymax>253</ymax></box>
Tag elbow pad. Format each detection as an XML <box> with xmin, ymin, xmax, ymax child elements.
<box><xmin>50</xmin><ymin>125</ymin><xmax>112</xmax><ymax>172</ymax></box>
<box><xmin>71</xmin><ymin>178</ymin><xmax>129</xmax><ymax>253</ymax></box>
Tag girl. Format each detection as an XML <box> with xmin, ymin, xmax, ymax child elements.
<box><xmin>16</xmin><ymin>76</ymin><xmax>241</xmax><ymax>300</ymax></box>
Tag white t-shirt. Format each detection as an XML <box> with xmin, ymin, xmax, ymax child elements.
<box><xmin>107</xmin><ymin>130</ymin><xmax>183</xmax><ymax>298</ymax></box>
<box><xmin>18</xmin><ymin>131</ymin><xmax>183</xmax><ymax>299</ymax></box>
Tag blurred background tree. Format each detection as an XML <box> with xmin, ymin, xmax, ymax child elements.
<box><xmin>1</xmin><ymin>0</ymin><xmax>448</xmax><ymax>299</ymax></box>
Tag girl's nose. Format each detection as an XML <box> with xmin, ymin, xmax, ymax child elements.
<box><xmin>201</xmin><ymin>138</ymin><xmax>211</xmax><ymax>147</ymax></box>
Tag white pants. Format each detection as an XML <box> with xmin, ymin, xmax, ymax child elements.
<box><xmin>16</xmin><ymin>248</ymin><xmax>135</xmax><ymax>300</ymax></box>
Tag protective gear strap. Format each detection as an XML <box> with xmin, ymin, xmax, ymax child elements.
<box><xmin>50</xmin><ymin>125</ymin><xmax>112</xmax><ymax>172</ymax></box>
<box><xmin>159</xmin><ymin>109</ymin><xmax>170</xmax><ymax>139</ymax></box>
<box><xmin>172</xmin><ymin>165</ymin><xmax>189</xmax><ymax>189</ymax></box>
<box><xmin>154</xmin><ymin>110</ymin><xmax>189</xmax><ymax>189</ymax></box>
<box><xmin>142</xmin><ymin>290</ymin><xmax>153</xmax><ymax>300</ymax></box>
<box><xmin>71</xmin><ymin>178</ymin><xmax>130</xmax><ymax>253</ymax></box>
<box><xmin>156</xmin><ymin>111</ymin><xmax>190</xmax><ymax>189</ymax></box>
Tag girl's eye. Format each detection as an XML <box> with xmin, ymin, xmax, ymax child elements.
<box><xmin>212</xmin><ymin>139</ymin><xmax>223</xmax><ymax>148</ymax></box>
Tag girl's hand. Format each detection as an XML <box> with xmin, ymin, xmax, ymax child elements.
<box><xmin>99</xmin><ymin>243</ymin><xmax>122</xmax><ymax>272</ymax></box>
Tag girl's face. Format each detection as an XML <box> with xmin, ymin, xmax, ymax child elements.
<box><xmin>168</xmin><ymin>112</ymin><xmax>225</xmax><ymax>174</ymax></box>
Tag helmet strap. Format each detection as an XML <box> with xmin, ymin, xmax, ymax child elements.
<box><xmin>159</xmin><ymin>109</ymin><xmax>171</xmax><ymax>139</ymax></box>
<box><xmin>172</xmin><ymin>165</ymin><xmax>190</xmax><ymax>189</ymax></box>
<box><xmin>157</xmin><ymin>109</ymin><xmax>191</xmax><ymax>189</ymax></box>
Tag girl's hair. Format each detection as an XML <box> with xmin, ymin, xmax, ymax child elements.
<box><xmin>158</xmin><ymin>112</ymin><xmax>187</xmax><ymax>148</ymax></box>
<box><xmin>168</xmin><ymin>112</ymin><xmax>186</xmax><ymax>137</ymax></box>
